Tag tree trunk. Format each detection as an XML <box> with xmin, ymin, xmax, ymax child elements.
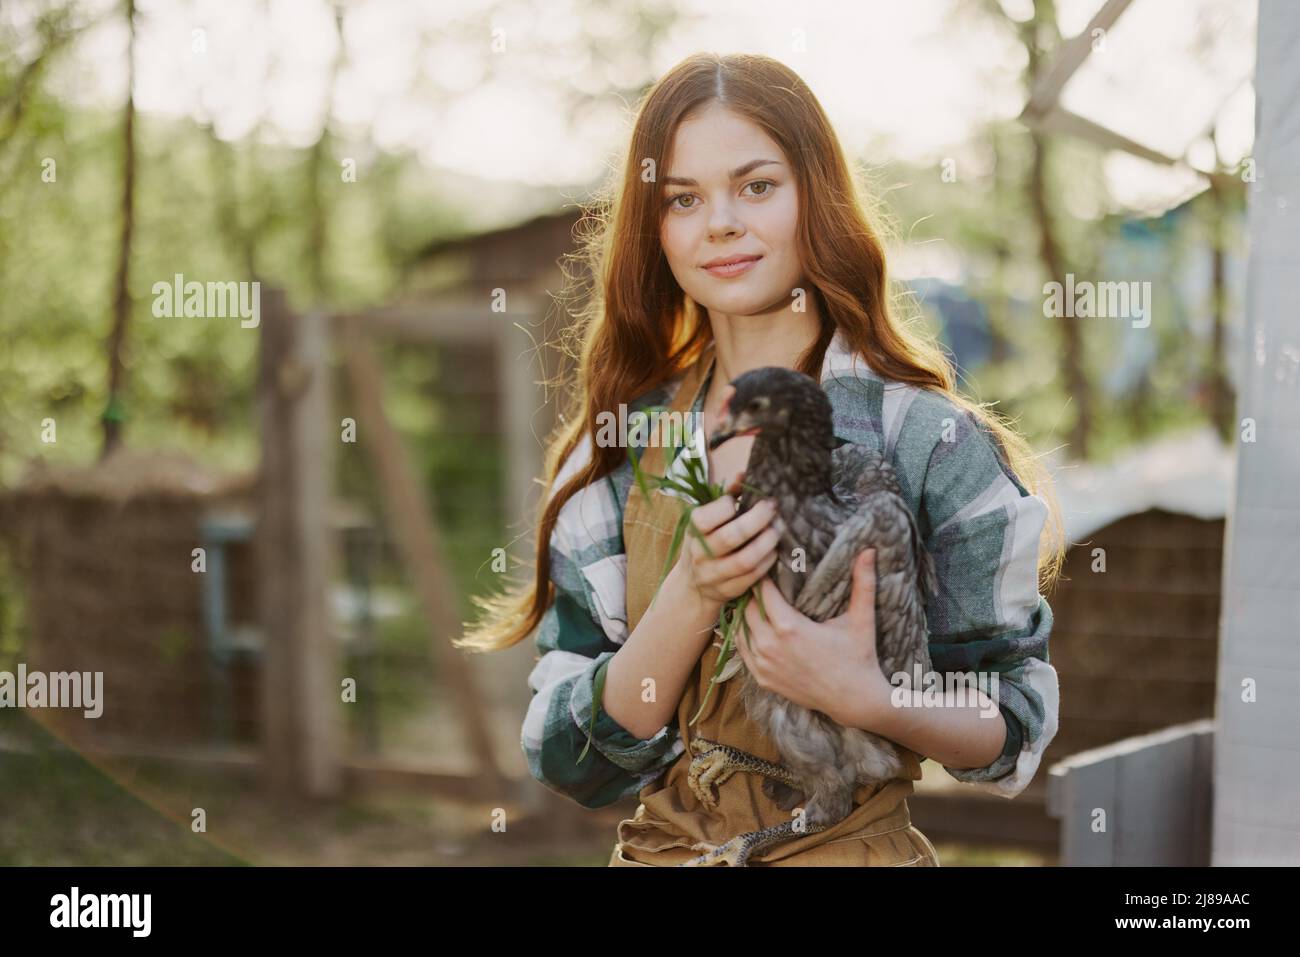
<box><xmin>1023</xmin><ymin>0</ymin><xmax>1091</xmax><ymax>459</ymax></box>
<box><xmin>102</xmin><ymin>0</ymin><xmax>136</xmax><ymax>459</ymax></box>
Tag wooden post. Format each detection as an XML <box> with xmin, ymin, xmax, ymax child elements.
<box><xmin>492</xmin><ymin>316</ymin><xmax>551</xmax><ymax>814</ymax></box>
<box><xmin>256</xmin><ymin>288</ymin><xmax>342</xmax><ymax>798</ymax></box>
<box><xmin>338</xmin><ymin>318</ymin><xmax>507</xmax><ymax>796</ymax></box>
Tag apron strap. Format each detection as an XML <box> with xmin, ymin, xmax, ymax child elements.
<box><xmin>632</xmin><ymin>345</ymin><xmax>716</xmax><ymax>481</ymax></box>
<box><xmin>623</xmin><ymin>345</ymin><xmax>717</xmax><ymax>634</ymax></box>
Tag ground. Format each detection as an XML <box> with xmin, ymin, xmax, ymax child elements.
<box><xmin>0</xmin><ymin>708</ymin><xmax>1051</xmax><ymax>866</ymax></box>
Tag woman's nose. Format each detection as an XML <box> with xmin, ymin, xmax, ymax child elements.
<box><xmin>707</xmin><ymin>200</ymin><xmax>744</xmax><ymax>239</ymax></box>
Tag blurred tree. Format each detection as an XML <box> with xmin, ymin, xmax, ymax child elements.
<box><xmin>102</xmin><ymin>0</ymin><xmax>137</xmax><ymax>458</ymax></box>
<box><xmin>1006</xmin><ymin>0</ymin><xmax>1092</xmax><ymax>459</ymax></box>
<box><xmin>306</xmin><ymin>2</ymin><xmax>345</xmax><ymax>307</ymax></box>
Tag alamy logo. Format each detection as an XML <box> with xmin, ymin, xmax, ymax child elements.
<box><xmin>0</xmin><ymin>665</ymin><xmax>102</xmax><ymax>718</ymax></box>
<box><xmin>1043</xmin><ymin>273</ymin><xmax>1151</xmax><ymax>328</ymax></box>
<box><xmin>594</xmin><ymin>406</ymin><xmax>700</xmax><ymax>449</ymax></box>
<box><xmin>888</xmin><ymin>665</ymin><xmax>1001</xmax><ymax>719</ymax></box>
<box><xmin>151</xmin><ymin>273</ymin><xmax>260</xmax><ymax>328</ymax></box>
<box><xmin>50</xmin><ymin>887</ymin><xmax>151</xmax><ymax>937</ymax></box>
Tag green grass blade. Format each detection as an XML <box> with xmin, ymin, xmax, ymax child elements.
<box><xmin>659</xmin><ymin>506</ymin><xmax>690</xmax><ymax>588</ymax></box>
<box><xmin>645</xmin><ymin>507</ymin><xmax>692</xmax><ymax>618</ymax></box>
<box><xmin>629</xmin><ymin>442</ymin><xmax>656</xmax><ymax>509</ymax></box>
<box><xmin>689</xmin><ymin>616</ymin><xmax>731</xmax><ymax>725</ymax></box>
<box><xmin>684</xmin><ymin>515</ymin><xmax>715</xmax><ymax>559</ymax></box>
<box><xmin>688</xmin><ymin>595</ymin><xmax>750</xmax><ymax>726</ymax></box>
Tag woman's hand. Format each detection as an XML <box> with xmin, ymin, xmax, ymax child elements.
<box><xmin>675</xmin><ymin>478</ymin><xmax>782</xmax><ymax>611</ymax></box>
<box><xmin>736</xmin><ymin>548</ymin><xmax>893</xmax><ymax>728</ymax></box>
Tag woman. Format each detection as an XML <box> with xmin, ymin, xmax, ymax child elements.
<box><xmin>460</xmin><ymin>52</ymin><xmax>1064</xmax><ymax>866</ymax></box>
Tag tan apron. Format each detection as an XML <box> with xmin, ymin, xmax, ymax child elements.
<box><xmin>607</xmin><ymin>344</ymin><xmax>940</xmax><ymax>867</ymax></box>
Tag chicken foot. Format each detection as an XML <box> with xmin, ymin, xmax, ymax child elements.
<box><xmin>678</xmin><ymin>818</ymin><xmax>830</xmax><ymax>867</ymax></box>
<box><xmin>686</xmin><ymin>736</ymin><xmax>803</xmax><ymax>811</ymax></box>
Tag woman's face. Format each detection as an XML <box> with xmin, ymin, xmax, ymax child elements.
<box><xmin>658</xmin><ymin>103</ymin><xmax>803</xmax><ymax>317</ymax></box>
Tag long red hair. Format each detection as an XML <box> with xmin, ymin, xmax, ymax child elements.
<box><xmin>458</xmin><ymin>52</ymin><xmax>1063</xmax><ymax>653</ymax></box>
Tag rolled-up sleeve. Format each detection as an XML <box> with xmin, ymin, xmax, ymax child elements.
<box><xmin>913</xmin><ymin>404</ymin><xmax>1060</xmax><ymax>799</ymax></box>
<box><xmin>520</xmin><ymin>437</ymin><xmax>684</xmax><ymax>809</ymax></box>
<box><xmin>522</xmin><ymin>599</ymin><xmax>684</xmax><ymax>809</ymax></box>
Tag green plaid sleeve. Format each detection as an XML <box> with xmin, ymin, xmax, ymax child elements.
<box><xmin>522</xmin><ymin>597</ymin><xmax>683</xmax><ymax>810</ymax></box>
<box><xmin>890</xmin><ymin>392</ymin><xmax>1059</xmax><ymax>799</ymax></box>
<box><xmin>520</xmin><ymin>400</ymin><xmax>686</xmax><ymax>809</ymax></box>
<box><xmin>822</xmin><ymin>359</ymin><xmax>1058</xmax><ymax>801</ymax></box>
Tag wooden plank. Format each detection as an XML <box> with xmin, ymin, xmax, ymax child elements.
<box><xmin>1115</xmin><ymin>732</ymin><xmax>1188</xmax><ymax>864</ymax></box>
<box><xmin>1053</xmin><ymin>751</ymin><xmax>1117</xmax><ymax>866</ymax></box>
<box><xmin>338</xmin><ymin>318</ymin><xmax>506</xmax><ymax>793</ymax></box>
<box><xmin>256</xmin><ymin>290</ymin><xmax>343</xmax><ymax>798</ymax></box>
<box><xmin>331</xmin><ymin>297</ymin><xmax>543</xmax><ymax>345</ymax></box>
<box><xmin>495</xmin><ymin>315</ymin><xmax>547</xmax><ymax>544</ymax></box>
<box><xmin>493</xmin><ymin>315</ymin><xmax>549</xmax><ymax>818</ymax></box>
<box><xmin>1048</xmin><ymin>720</ymin><xmax>1214</xmax><ymax>865</ymax></box>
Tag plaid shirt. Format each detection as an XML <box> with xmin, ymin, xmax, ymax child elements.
<box><xmin>521</xmin><ymin>330</ymin><xmax>1059</xmax><ymax>809</ymax></box>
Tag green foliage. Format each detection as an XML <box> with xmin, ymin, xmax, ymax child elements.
<box><xmin>881</xmin><ymin>119</ymin><xmax>1244</xmax><ymax>459</ymax></box>
<box><xmin>0</xmin><ymin>88</ymin><xmax>466</xmax><ymax>485</ymax></box>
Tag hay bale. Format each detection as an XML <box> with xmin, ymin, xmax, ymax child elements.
<box><xmin>0</xmin><ymin>449</ymin><xmax>259</xmax><ymax>748</ymax></box>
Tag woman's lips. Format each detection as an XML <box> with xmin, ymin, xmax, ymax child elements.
<box><xmin>703</xmin><ymin>256</ymin><xmax>761</xmax><ymax>278</ymax></box>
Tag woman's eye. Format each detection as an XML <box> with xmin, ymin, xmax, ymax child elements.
<box><xmin>665</xmin><ymin>181</ymin><xmax>775</xmax><ymax>211</ymax></box>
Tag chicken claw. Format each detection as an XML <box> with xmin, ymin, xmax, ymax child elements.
<box><xmin>677</xmin><ymin>819</ymin><xmax>830</xmax><ymax>867</ymax></box>
<box><xmin>686</xmin><ymin>736</ymin><xmax>802</xmax><ymax>811</ymax></box>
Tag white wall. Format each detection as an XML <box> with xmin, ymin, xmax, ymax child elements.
<box><xmin>1212</xmin><ymin>0</ymin><xmax>1300</xmax><ymax>866</ymax></box>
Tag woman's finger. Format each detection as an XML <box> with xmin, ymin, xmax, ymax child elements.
<box><xmin>738</xmin><ymin>586</ymin><xmax>775</xmax><ymax>667</ymax></box>
<box><xmin>710</xmin><ymin>525</ymin><xmax>781</xmax><ymax>581</ymax></box>
<box><xmin>836</xmin><ymin>549</ymin><xmax>877</xmax><ymax>633</ymax></box>
<box><xmin>713</xmin><ymin>548</ymin><xmax>779</xmax><ymax>597</ymax></box>
<box><xmin>690</xmin><ymin>495</ymin><xmax>739</xmax><ymax>535</ymax></box>
<box><xmin>703</xmin><ymin>499</ymin><xmax>776</xmax><ymax>556</ymax></box>
<box><xmin>756</xmin><ymin>575</ymin><xmax>798</xmax><ymax>632</ymax></box>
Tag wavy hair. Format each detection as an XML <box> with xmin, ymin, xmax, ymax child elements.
<box><xmin>458</xmin><ymin>52</ymin><xmax>1064</xmax><ymax>652</ymax></box>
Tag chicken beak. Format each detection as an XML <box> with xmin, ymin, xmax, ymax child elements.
<box><xmin>708</xmin><ymin>410</ymin><xmax>758</xmax><ymax>451</ymax></box>
<box><xmin>707</xmin><ymin>415</ymin><xmax>735</xmax><ymax>451</ymax></box>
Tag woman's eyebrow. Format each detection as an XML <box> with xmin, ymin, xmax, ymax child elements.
<box><xmin>662</xmin><ymin>158</ymin><xmax>782</xmax><ymax>187</ymax></box>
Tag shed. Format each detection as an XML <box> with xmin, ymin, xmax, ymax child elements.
<box><xmin>1045</xmin><ymin>426</ymin><xmax>1233</xmax><ymax>763</ymax></box>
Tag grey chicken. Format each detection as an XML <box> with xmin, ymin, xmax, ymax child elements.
<box><xmin>680</xmin><ymin>365</ymin><xmax>937</xmax><ymax>867</ymax></box>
